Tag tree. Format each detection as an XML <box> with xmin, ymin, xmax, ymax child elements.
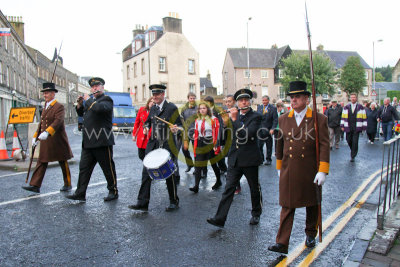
<box><xmin>375</xmin><ymin>65</ymin><xmax>393</xmax><ymax>82</ymax></box>
<box><xmin>280</xmin><ymin>52</ymin><xmax>337</xmax><ymax>95</ymax></box>
<box><xmin>338</xmin><ymin>56</ymin><xmax>367</xmax><ymax>95</ymax></box>
<box><xmin>375</xmin><ymin>72</ymin><xmax>385</xmax><ymax>82</ymax></box>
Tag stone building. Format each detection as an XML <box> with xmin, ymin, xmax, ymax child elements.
<box><xmin>0</xmin><ymin>12</ymin><xmax>37</xmax><ymax>138</ymax></box>
<box><xmin>122</xmin><ymin>13</ymin><xmax>200</xmax><ymax>106</ymax></box>
<box><xmin>392</xmin><ymin>59</ymin><xmax>400</xmax><ymax>83</ymax></box>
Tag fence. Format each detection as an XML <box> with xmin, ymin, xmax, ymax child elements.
<box><xmin>377</xmin><ymin>135</ymin><xmax>400</xmax><ymax>230</ymax></box>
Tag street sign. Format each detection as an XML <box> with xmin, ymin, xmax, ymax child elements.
<box><xmin>8</xmin><ymin>107</ymin><xmax>36</xmax><ymax>124</ymax></box>
<box><xmin>371</xmin><ymin>89</ymin><xmax>377</xmax><ymax>97</ymax></box>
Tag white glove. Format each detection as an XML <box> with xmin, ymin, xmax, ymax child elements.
<box><xmin>32</xmin><ymin>137</ymin><xmax>36</xmax><ymax>144</ymax></box>
<box><xmin>32</xmin><ymin>138</ymin><xmax>39</xmax><ymax>148</ymax></box>
<box><xmin>313</xmin><ymin>172</ymin><xmax>326</xmax><ymax>186</ymax></box>
<box><xmin>38</xmin><ymin>131</ymin><xmax>49</xmax><ymax>141</ymax></box>
<box><xmin>277</xmin><ymin>170</ymin><xmax>281</xmax><ymax>178</ymax></box>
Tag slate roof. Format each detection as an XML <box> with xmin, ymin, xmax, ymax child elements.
<box><xmin>124</xmin><ymin>26</ymin><xmax>164</xmax><ymax>62</ymax></box>
<box><xmin>200</xmin><ymin>78</ymin><xmax>213</xmax><ymax>90</ymax></box>
<box><xmin>227</xmin><ymin>45</ymin><xmax>290</xmax><ymax>68</ymax></box>
<box><xmin>375</xmin><ymin>82</ymin><xmax>400</xmax><ymax>91</ymax></box>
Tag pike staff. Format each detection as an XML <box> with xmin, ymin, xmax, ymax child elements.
<box><xmin>305</xmin><ymin>2</ymin><xmax>323</xmax><ymax>242</ymax></box>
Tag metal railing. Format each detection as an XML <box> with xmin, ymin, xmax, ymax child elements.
<box><xmin>377</xmin><ymin>135</ymin><xmax>400</xmax><ymax>230</ymax></box>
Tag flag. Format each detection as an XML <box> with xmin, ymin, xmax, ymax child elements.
<box><xmin>0</xmin><ymin>28</ymin><xmax>11</xmax><ymax>36</ymax></box>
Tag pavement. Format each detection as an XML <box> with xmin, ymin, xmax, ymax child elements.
<box><xmin>344</xmin><ymin>194</ymin><xmax>400</xmax><ymax>267</ymax></box>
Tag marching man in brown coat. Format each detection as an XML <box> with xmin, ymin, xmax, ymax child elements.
<box><xmin>22</xmin><ymin>82</ymin><xmax>73</xmax><ymax>193</ymax></box>
<box><xmin>268</xmin><ymin>81</ymin><xmax>330</xmax><ymax>254</ymax></box>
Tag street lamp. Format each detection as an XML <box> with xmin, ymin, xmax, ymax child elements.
<box><xmin>246</xmin><ymin>17</ymin><xmax>252</xmax><ymax>89</ymax></box>
<box><xmin>373</xmin><ymin>39</ymin><xmax>383</xmax><ymax>104</ymax></box>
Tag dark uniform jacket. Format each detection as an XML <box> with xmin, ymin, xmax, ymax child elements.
<box><xmin>227</xmin><ymin>108</ymin><xmax>263</xmax><ymax>168</ymax></box>
<box><xmin>34</xmin><ymin>100</ymin><xmax>73</xmax><ymax>162</ymax></box>
<box><xmin>144</xmin><ymin>100</ymin><xmax>182</xmax><ymax>155</ymax></box>
<box><xmin>76</xmin><ymin>93</ymin><xmax>114</xmax><ymax>149</ymax></box>
<box><xmin>327</xmin><ymin>106</ymin><xmax>343</xmax><ymax>128</ymax></box>
<box><xmin>257</xmin><ymin>104</ymin><xmax>278</xmax><ymax>137</ymax></box>
<box><xmin>276</xmin><ymin>107</ymin><xmax>330</xmax><ymax>208</ymax></box>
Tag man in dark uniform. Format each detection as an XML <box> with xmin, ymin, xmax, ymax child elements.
<box><xmin>207</xmin><ymin>88</ymin><xmax>263</xmax><ymax>227</ymax></box>
<box><xmin>268</xmin><ymin>81</ymin><xmax>330</xmax><ymax>254</ymax></box>
<box><xmin>257</xmin><ymin>95</ymin><xmax>278</xmax><ymax>165</ymax></box>
<box><xmin>22</xmin><ymin>82</ymin><xmax>73</xmax><ymax>193</ymax></box>
<box><xmin>66</xmin><ymin>77</ymin><xmax>118</xmax><ymax>202</ymax></box>
<box><xmin>128</xmin><ymin>84</ymin><xmax>182</xmax><ymax>212</ymax></box>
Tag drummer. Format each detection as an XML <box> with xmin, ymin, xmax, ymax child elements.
<box><xmin>128</xmin><ymin>84</ymin><xmax>183</xmax><ymax>212</ymax></box>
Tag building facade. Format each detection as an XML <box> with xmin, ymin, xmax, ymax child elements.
<box><xmin>0</xmin><ymin>13</ymin><xmax>38</xmax><ymax>137</ymax></box>
<box><xmin>122</xmin><ymin>14</ymin><xmax>200</xmax><ymax>106</ymax></box>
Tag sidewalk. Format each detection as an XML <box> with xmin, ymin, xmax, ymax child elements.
<box><xmin>344</xmin><ymin>198</ymin><xmax>400</xmax><ymax>266</ymax></box>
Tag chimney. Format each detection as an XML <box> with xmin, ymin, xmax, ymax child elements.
<box><xmin>7</xmin><ymin>16</ymin><xmax>25</xmax><ymax>43</ymax></box>
<box><xmin>163</xmin><ymin>14</ymin><xmax>182</xmax><ymax>34</ymax></box>
<box><xmin>207</xmin><ymin>70</ymin><xmax>211</xmax><ymax>81</ymax></box>
<box><xmin>132</xmin><ymin>24</ymin><xmax>144</xmax><ymax>38</ymax></box>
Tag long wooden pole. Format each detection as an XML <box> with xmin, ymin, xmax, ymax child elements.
<box><xmin>305</xmin><ymin>2</ymin><xmax>322</xmax><ymax>242</ymax></box>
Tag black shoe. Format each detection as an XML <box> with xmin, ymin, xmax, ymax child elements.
<box><xmin>212</xmin><ymin>181</ymin><xmax>222</xmax><ymax>190</ymax></box>
<box><xmin>166</xmin><ymin>202</ymin><xmax>179</xmax><ymax>212</ymax></box>
<box><xmin>206</xmin><ymin>217</ymin><xmax>225</xmax><ymax>228</ymax></box>
<box><xmin>60</xmin><ymin>185</ymin><xmax>72</xmax><ymax>192</ymax></box>
<box><xmin>22</xmin><ymin>185</ymin><xmax>40</xmax><ymax>193</ymax></box>
<box><xmin>189</xmin><ymin>186</ymin><xmax>199</xmax><ymax>193</ymax></box>
<box><xmin>104</xmin><ymin>192</ymin><xmax>119</xmax><ymax>201</ymax></box>
<box><xmin>128</xmin><ymin>203</ymin><xmax>148</xmax><ymax>211</ymax></box>
<box><xmin>249</xmin><ymin>216</ymin><xmax>260</xmax><ymax>225</ymax></box>
<box><xmin>185</xmin><ymin>166</ymin><xmax>192</xmax><ymax>173</ymax></box>
<box><xmin>264</xmin><ymin>160</ymin><xmax>272</xmax><ymax>166</ymax></box>
<box><xmin>268</xmin><ymin>243</ymin><xmax>288</xmax><ymax>254</ymax></box>
<box><xmin>350</xmin><ymin>157</ymin><xmax>355</xmax><ymax>162</ymax></box>
<box><xmin>66</xmin><ymin>193</ymin><xmax>86</xmax><ymax>201</ymax></box>
<box><xmin>305</xmin><ymin>236</ymin><xmax>316</xmax><ymax>248</ymax></box>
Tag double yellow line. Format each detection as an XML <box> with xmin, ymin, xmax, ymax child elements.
<box><xmin>276</xmin><ymin>168</ymin><xmax>384</xmax><ymax>266</ymax></box>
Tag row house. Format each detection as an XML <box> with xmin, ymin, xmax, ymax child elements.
<box><xmin>122</xmin><ymin>14</ymin><xmax>200</xmax><ymax>106</ymax></box>
<box><xmin>0</xmin><ymin>13</ymin><xmax>37</xmax><ymax>133</ymax></box>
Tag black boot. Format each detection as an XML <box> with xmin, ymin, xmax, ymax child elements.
<box><xmin>104</xmin><ymin>191</ymin><xmax>119</xmax><ymax>201</ymax></box>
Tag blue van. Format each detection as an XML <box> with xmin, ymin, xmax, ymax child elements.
<box><xmin>105</xmin><ymin>92</ymin><xmax>136</xmax><ymax>132</ymax></box>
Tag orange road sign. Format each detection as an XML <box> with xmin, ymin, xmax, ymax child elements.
<box><xmin>8</xmin><ymin>107</ymin><xmax>36</xmax><ymax>124</ymax></box>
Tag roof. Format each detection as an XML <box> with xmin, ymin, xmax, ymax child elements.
<box><xmin>227</xmin><ymin>45</ymin><xmax>290</xmax><ymax>68</ymax></box>
<box><xmin>375</xmin><ymin>82</ymin><xmax>400</xmax><ymax>91</ymax></box>
<box><xmin>200</xmin><ymin>77</ymin><xmax>213</xmax><ymax>89</ymax></box>
<box><xmin>146</xmin><ymin>26</ymin><xmax>163</xmax><ymax>32</ymax></box>
<box><xmin>294</xmin><ymin>50</ymin><xmax>371</xmax><ymax>69</ymax></box>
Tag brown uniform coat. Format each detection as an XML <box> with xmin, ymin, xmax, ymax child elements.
<box><xmin>33</xmin><ymin>100</ymin><xmax>73</xmax><ymax>162</ymax></box>
<box><xmin>276</xmin><ymin>107</ymin><xmax>330</xmax><ymax>208</ymax></box>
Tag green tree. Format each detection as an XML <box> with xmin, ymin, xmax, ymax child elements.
<box><xmin>375</xmin><ymin>72</ymin><xmax>385</xmax><ymax>82</ymax></box>
<box><xmin>280</xmin><ymin>52</ymin><xmax>337</xmax><ymax>96</ymax></box>
<box><xmin>338</xmin><ymin>56</ymin><xmax>367</xmax><ymax>95</ymax></box>
<box><xmin>375</xmin><ymin>65</ymin><xmax>393</xmax><ymax>82</ymax></box>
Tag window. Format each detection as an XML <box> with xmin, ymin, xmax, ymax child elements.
<box><xmin>145</xmin><ymin>33</ymin><xmax>149</xmax><ymax>47</ymax></box>
<box><xmin>188</xmin><ymin>59</ymin><xmax>195</xmax><ymax>74</ymax></box>
<box><xmin>141</xmin><ymin>58</ymin><xmax>145</xmax><ymax>75</ymax></box>
<box><xmin>362</xmin><ymin>86</ymin><xmax>368</xmax><ymax>96</ymax></box>
<box><xmin>244</xmin><ymin>69</ymin><xmax>251</xmax><ymax>78</ymax></box>
<box><xmin>6</xmin><ymin>66</ymin><xmax>9</xmax><ymax>87</ymax></box>
<box><xmin>322</xmin><ymin>94</ymin><xmax>329</xmax><ymax>100</ymax></box>
<box><xmin>279</xmin><ymin>69</ymin><xmax>284</xmax><ymax>78</ymax></box>
<box><xmin>134</xmin><ymin>62</ymin><xmax>137</xmax><ymax>77</ymax></box>
<box><xmin>261</xmin><ymin>70</ymin><xmax>268</xmax><ymax>78</ymax></box>
<box><xmin>224</xmin><ymin>72</ymin><xmax>228</xmax><ymax>81</ymax></box>
<box><xmin>189</xmin><ymin>83</ymin><xmax>196</xmax><ymax>93</ymax></box>
<box><xmin>149</xmin><ymin>31</ymin><xmax>156</xmax><ymax>44</ymax></box>
<box><xmin>13</xmin><ymin>71</ymin><xmax>16</xmax><ymax>89</ymax></box>
<box><xmin>127</xmin><ymin>65</ymin><xmax>130</xmax><ymax>79</ymax></box>
<box><xmin>262</xmin><ymin>86</ymin><xmax>268</xmax><ymax>96</ymax></box>
<box><xmin>365</xmin><ymin>70</ymin><xmax>369</xmax><ymax>79</ymax></box>
<box><xmin>161</xmin><ymin>83</ymin><xmax>168</xmax><ymax>98</ymax></box>
<box><xmin>135</xmin><ymin>40</ymin><xmax>141</xmax><ymax>52</ymax></box>
<box><xmin>0</xmin><ymin>61</ymin><xmax>2</xmax><ymax>84</ymax></box>
<box><xmin>279</xmin><ymin>86</ymin><xmax>285</xmax><ymax>99</ymax></box>
<box><xmin>4</xmin><ymin>36</ymin><xmax>8</xmax><ymax>50</ymax></box>
<box><xmin>134</xmin><ymin>86</ymin><xmax>137</xmax><ymax>101</ymax></box>
<box><xmin>142</xmin><ymin>84</ymin><xmax>146</xmax><ymax>101</ymax></box>
<box><xmin>159</xmin><ymin>57</ymin><xmax>166</xmax><ymax>72</ymax></box>
<box><xmin>397</xmin><ymin>75</ymin><xmax>400</xmax><ymax>83</ymax></box>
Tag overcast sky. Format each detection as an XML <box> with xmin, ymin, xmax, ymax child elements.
<box><xmin>2</xmin><ymin>0</ymin><xmax>399</xmax><ymax>92</ymax></box>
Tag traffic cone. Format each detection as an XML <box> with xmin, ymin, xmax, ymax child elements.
<box><xmin>0</xmin><ymin>130</ymin><xmax>10</xmax><ymax>160</ymax></box>
<box><xmin>11</xmin><ymin>130</ymin><xmax>21</xmax><ymax>158</ymax></box>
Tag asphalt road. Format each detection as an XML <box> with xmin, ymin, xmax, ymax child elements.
<box><xmin>0</xmin><ymin>125</ymin><xmax>384</xmax><ymax>266</ymax></box>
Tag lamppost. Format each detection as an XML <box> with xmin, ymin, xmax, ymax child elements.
<box><xmin>246</xmin><ymin>17</ymin><xmax>252</xmax><ymax>89</ymax></box>
<box><xmin>373</xmin><ymin>39</ymin><xmax>383</xmax><ymax>104</ymax></box>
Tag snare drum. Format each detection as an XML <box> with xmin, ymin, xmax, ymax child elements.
<box><xmin>143</xmin><ymin>148</ymin><xmax>176</xmax><ymax>180</ymax></box>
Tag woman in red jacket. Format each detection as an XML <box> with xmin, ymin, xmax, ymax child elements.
<box><xmin>132</xmin><ymin>97</ymin><xmax>154</xmax><ymax>160</ymax></box>
<box><xmin>188</xmin><ymin>102</ymin><xmax>221</xmax><ymax>193</ymax></box>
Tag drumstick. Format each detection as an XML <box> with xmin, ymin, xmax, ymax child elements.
<box><xmin>155</xmin><ymin>116</ymin><xmax>183</xmax><ymax>131</ymax></box>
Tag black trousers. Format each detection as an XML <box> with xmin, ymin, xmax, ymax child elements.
<box><xmin>214</xmin><ymin>166</ymin><xmax>262</xmax><ymax>222</ymax></box>
<box><xmin>193</xmin><ymin>137</ymin><xmax>220</xmax><ymax>187</ymax></box>
<box><xmin>182</xmin><ymin>139</ymin><xmax>194</xmax><ymax>167</ymax></box>
<box><xmin>75</xmin><ymin>146</ymin><xmax>118</xmax><ymax>196</ymax></box>
<box><xmin>259</xmin><ymin>132</ymin><xmax>273</xmax><ymax>161</ymax></box>
<box><xmin>346</xmin><ymin>131</ymin><xmax>360</xmax><ymax>159</ymax></box>
<box><xmin>138</xmin><ymin>148</ymin><xmax>146</xmax><ymax>161</ymax></box>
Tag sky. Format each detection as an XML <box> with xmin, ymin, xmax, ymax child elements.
<box><xmin>2</xmin><ymin>0</ymin><xmax>399</xmax><ymax>93</ymax></box>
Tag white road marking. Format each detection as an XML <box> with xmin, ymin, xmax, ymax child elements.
<box><xmin>0</xmin><ymin>172</ymin><xmax>27</xmax><ymax>178</ymax></box>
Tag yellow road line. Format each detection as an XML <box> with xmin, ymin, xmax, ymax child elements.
<box><xmin>276</xmin><ymin>168</ymin><xmax>383</xmax><ymax>266</ymax></box>
<box><xmin>298</xmin><ymin>174</ymin><xmax>382</xmax><ymax>266</ymax></box>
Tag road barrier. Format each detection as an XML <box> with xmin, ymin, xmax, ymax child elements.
<box><xmin>377</xmin><ymin>135</ymin><xmax>400</xmax><ymax>230</ymax></box>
